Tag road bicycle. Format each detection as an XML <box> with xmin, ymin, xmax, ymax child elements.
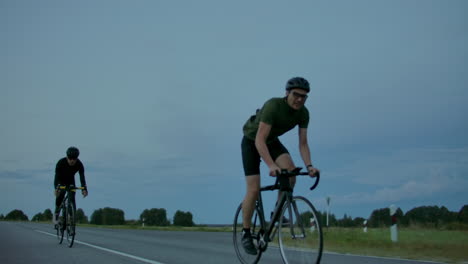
<box><xmin>233</xmin><ymin>168</ymin><xmax>323</xmax><ymax>264</ymax></box>
<box><xmin>55</xmin><ymin>185</ymin><xmax>84</xmax><ymax>248</ymax></box>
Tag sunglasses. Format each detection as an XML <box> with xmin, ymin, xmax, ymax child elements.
<box><xmin>291</xmin><ymin>91</ymin><xmax>308</xmax><ymax>99</ymax></box>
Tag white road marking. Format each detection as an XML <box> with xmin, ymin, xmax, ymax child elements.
<box><xmin>35</xmin><ymin>230</ymin><xmax>166</xmax><ymax>264</ymax></box>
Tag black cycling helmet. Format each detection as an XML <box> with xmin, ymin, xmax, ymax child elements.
<box><xmin>66</xmin><ymin>146</ymin><xmax>80</xmax><ymax>159</ymax></box>
<box><xmin>285</xmin><ymin>77</ymin><xmax>310</xmax><ymax>93</ymax></box>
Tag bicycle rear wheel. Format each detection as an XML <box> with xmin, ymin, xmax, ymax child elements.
<box><xmin>66</xmin><ymin>202</ymin><xmax>76</xmax><ymax>248</ymax></box>
<box><xmin>278</xmin><ymin>196</ymin><xmax>323</xmax><ymax>264</ymax></box>
<box><xmin>233</xmin><ymin>202</ymin><xmax>263</xmax><ymax>264</ymax></box>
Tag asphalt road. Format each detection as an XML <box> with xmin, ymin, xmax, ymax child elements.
<box><xmin>0</xmin><ymin>222</ymin><xmax>443</xmax><ymax>264</ymax></box>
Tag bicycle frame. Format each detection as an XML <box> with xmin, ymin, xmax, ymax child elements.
<box><xmin>57</xmin><ymin>186</ymin><xmax>80</xmax><ymax>211</ymax></box>
<box><xmin>255</xmin><ymin>174</ymin><xmax>295</xmax><ymax>245</ymax></box>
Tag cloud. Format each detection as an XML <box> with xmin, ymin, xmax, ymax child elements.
<box><xmin>334</xmin><ymin>174</ymin><xmax>467</xmax><ymax>206</ymax></box>
<box><xmin>0</xmin><ymin>168</ymin><xmax>50</xmax><ymax>183</ymax></box>
<box><xmin>328</xmin><ymin>146</ymin><xmax>468</xmax><ymax>186</ymax></box>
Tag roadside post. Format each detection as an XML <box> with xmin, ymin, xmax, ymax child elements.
<box><xmin>326</xmin><ymin>196</ymin><xmax>330</xmax><ymax>228</ymax></box>
<box><xmin>363</xmin><ymin>220</ymin><xmax>368</xmax><ymax>233</ymax></box>
<box><xmin>389</xmin><ymin>205</ymin><xmax>398</xmax><ymax>242</ymax></box>
<box><xmin>310</xmin><ymin>217</ymin><xmax>316</xmax><ymax>232</ymax></box>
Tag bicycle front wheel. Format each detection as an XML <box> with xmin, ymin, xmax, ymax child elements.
<box><xmin>66</xmin><ymin>202</ymin><xmax>76</xmax><ymax>248</ymax></box>
<box><xmin>233</xmin><ymin>202</ymin><xmax>263</xmax><ymax>264</ymax></box>
<box><xmin>57</xmin><ymin>207</ymin><xmax>65</xmax><ymax>244</ymax></box>
<box><xmin>278</xmin><ymin>196</ymin><xmax>323</xmax><ymax>264</ymax></box>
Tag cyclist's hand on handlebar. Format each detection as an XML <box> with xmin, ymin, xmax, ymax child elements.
<box><xmin>269</xmin><ymin>164</ymin><xmax>282</xmax><ymax>177</ymax></box>
<box><xmin>308</xmin><ymin>167</ymin><xmax>320</xmax><ymax>178</ymax></box>
<box><xmin>82</xmin><ymin>189</ymin><xmax>88</xmax><ymax>198</ymax></box>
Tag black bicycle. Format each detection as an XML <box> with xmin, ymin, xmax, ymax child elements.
<box><xmin>55</xmin><ymin>185</ymin><xmax>84</xmax><ymax>248</ymax></box>
<box><xmin>233</xmin><ymin>168</ymin><xmax>323</xmax><ymax>264</ymax></box>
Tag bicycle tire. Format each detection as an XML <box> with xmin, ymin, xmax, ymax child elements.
<box><xmin>66</xmin><ymin>202</ymin><xmax>76</xmax><ymax>248</ymax></box>
<box><xmin>57</xmin><ymin>207</ymin><xmax>65</xmax><ymax>244</ymax></box>
<box><xmin>278</xmin><ymin>196</ymin><xmax>323</xmax><ymax>264</ymax></box>
<box><xmin>233</xmin><ymin>202</ymin><xmax>263</xmax><ymax>264</ymax></box>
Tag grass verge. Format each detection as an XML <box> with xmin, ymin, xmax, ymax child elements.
<box><xmin>322</xmin><ymin>227</ymin><xmax>468</xmax><ymax>263</ymax></box>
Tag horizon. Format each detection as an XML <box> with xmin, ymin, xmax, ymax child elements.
<box><xmin>3</xmin><ymin>202</ymin><xmax>467</xmax><ymax>225</ymax></box>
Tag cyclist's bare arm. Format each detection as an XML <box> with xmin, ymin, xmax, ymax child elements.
<box><xmin>255</xmin><ymin>121</ymin><xmax>281</xmax><ymax>176</ymax></box>
<box><xmin>298</xmin><ymin>127</ymin><xmax>319</xmax><ymax>177</ymax></box>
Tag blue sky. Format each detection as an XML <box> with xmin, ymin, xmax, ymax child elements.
<box><xmin>1</xmin><ymin>0</ymin><xmax>467</xmax><ymax>224</ymax></box>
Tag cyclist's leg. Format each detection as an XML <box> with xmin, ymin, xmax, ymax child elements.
<box><xmin>275</xmin><ymin>153</ymin><xmax>296</xmax><ymax>187</ymax></box>
<box><xmin>54</xmin><ymin>191</ymin><xmax>65</xmax><ymax>223</ymax></box>
<box><xmin>270</xmin><ymin>140</ymin><xmax>296</xmax><ymax>200</ymax></box>
<box><xmin>55</xmin><ymin>191</ymin><xmax>65</xmax><ymax>213</ymax></box>
<box><xmin>242</xmin><ymin>174</ymin><xmax>260</xmax><ymax>229</ymax></box>
<box><xmin>240</xmin><ymin>136</ymin><xmax>262</xmax><ymax>255</ymax></box>
<box><xmin>241</xmin><ymin>136</ymin><xmax>261</xmax><ymax>229</ymax></box>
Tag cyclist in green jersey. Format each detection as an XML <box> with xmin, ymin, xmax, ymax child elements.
<box><xmin>240</xmin><ymin>77</ymin><xmax>320</xmax><ymax>255</ymax></box>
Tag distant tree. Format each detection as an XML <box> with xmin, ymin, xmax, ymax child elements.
<box><xmin>319</xmin><ymin>210</ymin><xmax>337</xmax><ymax>227</ymax></box>
<box><xmin>314</xmin><ymin>210</ymin><xmax>323</xmax><ymax>225</ymax></box>
<box><xmin>140</xmin><ymin>208</ymin><xmax>170</xmax><ymax>226</ymax></box>
<box><xmin>90</xmin><ymin>207</ymin><xmax>125</xmax><ymax>225</ymax></box>
<box><xmin>298</xmin><ymin>211</ymin><xmax>315</xmax><ymax>228</ymax></box>
<box><xmin>458</xmin><ymin>205</ymin><xmax>468</xmax><ymax>223</ymax></box>
<box><xmin>439</xmin><ymin>206</ymin><xmax>456</xmax><ymax>224</ymax></box>
<box><xmin>30</xmin><ymin>209</ymin><xmax>52</xmax><ymax>222</ymax></box>
<box><xmin>395</xmin><ymin>208</ymin><xmax>404</xmax><ymax>226</ymax></box>
<box><xmin>31</xmin><ymin>213</ymin><xmax>44</xmax><ymax>222</ymax></box>
<box><xmin>5</xmin><ymin>210</ymin><xmax>29</xmax><ymax>221</ymax></box>
<box><xmin>329</xmin><ymin>213</ymin><xmax>338</xmax><ymax>227</ymax></box>
<box><xmin>90</xmin><ymin>209</ymin><xmax>102</xmax><ymax>224</ymax></box>
<box><xmin>352</xmin><ymin>217</ymin><xmax>366</xmax><ymax>227</ymax></box>
<box><xmin>0</xmin><ymin>214</ymin><xmax>4</xmax><ymax>220</ymax></box>
<box><xmin>43</xmin><ymin>209</ymin><xmax>53</xmax><ymax>221</ymax></box>
<box><xmin>173</xmin><ymin>210</ymin><xmax>195</xmax><ymax>227</ymax></box>
<box><xmin>75</xmin><ymin>208</ymin><xmax>89</xmax><ymax>224</ymax></box>
<box><xmin>405</xmin><ymin>205</ymin><xmax>452</xmax><ymax>227</ymax></box>
<box><xmin>369</xmin><ymin>208</ymin><xmax>391</xmax><ymax>227</ymax></box>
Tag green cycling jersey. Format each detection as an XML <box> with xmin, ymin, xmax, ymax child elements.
<box><xmin>243</xmin><ymin>97</ymin><xmax>309</xmax><ymax>143</ymax></box>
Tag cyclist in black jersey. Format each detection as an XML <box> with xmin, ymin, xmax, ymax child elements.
<box><xmin>240</xmin><ymin>77</ymin><xmax>320</xmax><ymax>255</ymax></box>
<box><xmin>53</xmin><ymin>146</ymin><xmax>88</xmax><ymax>224</ymax></box>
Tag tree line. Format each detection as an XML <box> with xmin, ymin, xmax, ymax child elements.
<box><xmin>2</xmin><ymin>204</ymin><xmax>467</xmax><ymax>229</ymax></box>
<box><xmin>314</xmin><ymin>205</ymin><xmax>468</xmax><ymax>229</ymax></box>
<box><xmin>1</xmin><ymin>207</ymin><xmax>195</xmax><ymax>227</ymax></box>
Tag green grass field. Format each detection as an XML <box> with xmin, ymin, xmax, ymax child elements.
<box><xmin>322</xmin><ymin>227</ymin><xmax>468</xmax><ymax>263</ymax></box>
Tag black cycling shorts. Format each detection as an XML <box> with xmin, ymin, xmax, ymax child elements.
<box><xmin>241</xmin><ymin>136</ymin><xmax>289</xmax><ymax>176</ymax></box>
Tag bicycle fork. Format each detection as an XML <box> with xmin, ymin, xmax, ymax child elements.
<box><xmin>286</xmin><ymin>199</ymin><xmax>307</xmax><ymax>240</ymax></box>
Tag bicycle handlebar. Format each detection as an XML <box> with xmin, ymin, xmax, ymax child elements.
<box><xmin>57</xmin><ymin>185</ymin><xmax>85</xmax><ymax>191</ymax></box>
<box><xmin>274</xmin><ymin>167</ymin><xmax>320</xmax><ymax>191</ymax></box>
